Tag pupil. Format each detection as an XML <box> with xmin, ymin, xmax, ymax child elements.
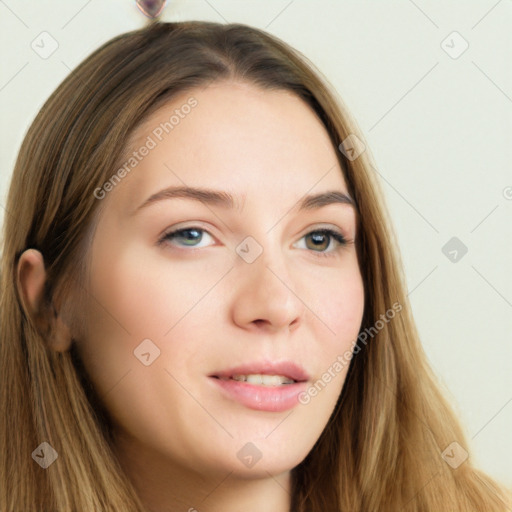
<box><xmin>182</xmin><ymin>229</ymin><xmax>201</xmax><ymax>245</ymax></box>
<box><xmin>308</xmin><ymin>232</ymin><xmax>328</xmax><ymax>250</ymax></box>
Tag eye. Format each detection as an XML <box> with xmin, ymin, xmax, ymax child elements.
<box><xmin>294</xmin><ymin>228</ymin><xmax>348</xmax><ymax>257</ymax></box>
<box><xmin>157</xmin><ymin>225</ymin><xmax>351</xmax><ymax>256</ymax></box>
<box><xmin>158</xmin><ymin>227</ymin><xmax>215</xmax><ymax>249</ymax></box>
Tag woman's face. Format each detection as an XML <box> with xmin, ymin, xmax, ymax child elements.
<box><xmin>77</xmin><ymin>80</ymin><xmax>365</xmax><ymax>479</ymax></box>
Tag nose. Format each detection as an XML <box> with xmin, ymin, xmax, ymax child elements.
<box><xmin>230</xmin><ymin>242</ymin><xmax>305</xmax><ymax>334</ymax></box>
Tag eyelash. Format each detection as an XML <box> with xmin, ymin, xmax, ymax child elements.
<box><xmin>157</xmin><ymin>226</ymin><xmax>351</xmax><ymax>258</ymax></box>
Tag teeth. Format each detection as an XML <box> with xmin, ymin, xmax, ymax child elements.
<box><xmin>229</xmin><ymin>374</ymin><xmax>295</xmax><ymax>386</ymax></box>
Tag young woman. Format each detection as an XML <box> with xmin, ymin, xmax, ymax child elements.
<box><xmin>1</xmin><ymin>20</ymin><xmax>510</xmax><ymax>512</ymax></box>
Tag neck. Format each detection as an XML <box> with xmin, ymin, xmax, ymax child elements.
<box><xmin>112</xmin><ymin>431</ymin><xmax>292</xmax><ymax>512</ymax></box>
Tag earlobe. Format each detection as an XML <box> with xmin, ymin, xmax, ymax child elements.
<box><xmin>51</xmin><ymin>315</ymin><xmax>73</xmax><ymax>352</ymax></box>
<box><xmin>17</xmin><ymin>249</ymin><xmax>73</xmax><ymax>352</ymax></box>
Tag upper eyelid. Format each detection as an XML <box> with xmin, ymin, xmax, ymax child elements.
<box><xmin>162</xmin><ymin>222</ymin><xmax>348</xmax><ymax>236</ymax></box>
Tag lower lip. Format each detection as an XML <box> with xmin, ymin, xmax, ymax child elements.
<box><xmin>209</xmin><ymin>377</ymin><xmax>308</xmax><ymax>412</ymax></box>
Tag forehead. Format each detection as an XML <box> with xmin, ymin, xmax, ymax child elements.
<box><xmin>112</xmin><ymin>80</ymin><xmax>349</xmax><ymax>211</ymax></box>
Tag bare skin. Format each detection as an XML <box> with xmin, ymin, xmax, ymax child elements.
<box><xmin>18</xmin><ymin>81</ymin><xmax>365</xmax><ymax>512</ymax></box>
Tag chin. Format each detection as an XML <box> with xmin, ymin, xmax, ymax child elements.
<box><xmin>228</xmin><ymin>457</ymin><xmax>300</xmax><ymax>480</ymax></box>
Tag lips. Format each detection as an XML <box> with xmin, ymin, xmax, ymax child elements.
<box><xmin>208</xmin><ymin>360</ymin><xmax>310</xmax><ymax>412</ymax></box>
<box><xmin>209</xmin><ymin>360</ymin><xmax>310</xmax><ymax>383</ymax></box>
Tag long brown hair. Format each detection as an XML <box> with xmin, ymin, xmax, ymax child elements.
<box><xmin>1</xmin><ymin>20</ymin><xmax>510</xmax><ymax>511</ymax></box>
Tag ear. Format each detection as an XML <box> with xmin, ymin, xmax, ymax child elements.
<box><xmin>17</xmin><ymin>249</ymin><xmax>72</xmax><ymax>352</ymax></box>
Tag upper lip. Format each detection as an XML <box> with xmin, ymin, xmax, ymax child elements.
<box><xmin>210</xmin><ymin>360</ymin><xmax>310</xmax><ymax>382</ymax></box>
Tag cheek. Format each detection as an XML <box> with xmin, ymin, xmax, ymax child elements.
<box><xmin>328</xmin><ymin>276</ymin><xmax>365</xmax><ymax>340</ymax></box>
<box><xmin>314</xmin><ymin>262</ymin><xmax>365</xmax><ymax>350</ymax></box>
<box><xmin>293</xmin><ymin>269</ymin><xmax>364</xmax><ymax>443</ymax></box>
<box><xmin>305</xmin><ymin>262</ymin><xmax>365</xmax><ymax>398</ymax></box>
<box><xmin>87</xmin><ymin>243</ymin><xmax>227</xmax><ymax>339</ymax></box>
<box><xmin>78</xmin><ymin>245</ymin><xmax>227</xmax><ymax>390</ymax></box>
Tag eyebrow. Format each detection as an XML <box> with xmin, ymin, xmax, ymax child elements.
<box><xmin>132</xmin><ymin>186</ymin><xmax>356</xmax><ymax>215</ymax></box>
